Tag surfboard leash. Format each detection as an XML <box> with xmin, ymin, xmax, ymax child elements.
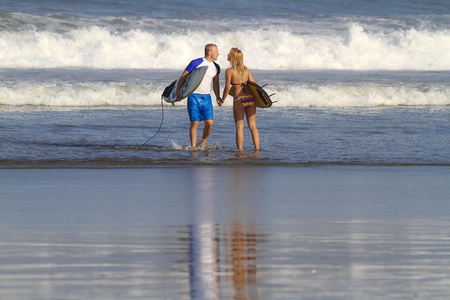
<box><xmin>141</xmin><ymin>98</ymin><xmax>164</xmax><ymax>147</ymax></box>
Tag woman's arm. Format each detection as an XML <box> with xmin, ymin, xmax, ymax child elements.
<box><xmin>220</xmin><ymin>68</ymin><xmax>233</xmax><ymax>106</ymax></box>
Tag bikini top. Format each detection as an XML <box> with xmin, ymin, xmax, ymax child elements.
<box><xmin>231</xmin><ymin>81</ymin><xmax>248</xmax><ymax>92</ymax></box>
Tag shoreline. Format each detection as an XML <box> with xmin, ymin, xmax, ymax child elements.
<box><xmin>2</xmin><ymin>161</ymin><xmax>450</xmax><ymax>169</ymax></box>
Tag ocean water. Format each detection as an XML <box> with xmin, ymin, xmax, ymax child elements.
<box><xmin>1</xmin><ymin>0</ymin><xmax>450</xmax><ymax>167</ymax></box>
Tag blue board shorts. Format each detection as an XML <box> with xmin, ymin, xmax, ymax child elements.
<box><xmin>187</xmin><ymin>93</ymin><xmax>213</xmax><ymax>122</ymax></box>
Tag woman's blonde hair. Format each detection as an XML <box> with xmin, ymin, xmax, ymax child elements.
<box><xmin>228</xmin><ymin>47</ymin><xmax>247</xmax><ymax>82</ymax></box>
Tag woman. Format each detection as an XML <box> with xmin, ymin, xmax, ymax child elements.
<box><xmin>220</xmin><ymin>48</ymin><xmax>260</xmax><ymax>151</ymax></box>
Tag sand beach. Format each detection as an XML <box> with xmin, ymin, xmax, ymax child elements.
<box><xmin>1</xmin><ymin>166</ymin><xmax>450</xmax><ymax>299</ymax></box>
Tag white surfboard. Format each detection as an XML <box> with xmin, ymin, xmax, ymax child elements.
<box><xmin>163</xmin><ymin>66</ymin><xmax>208</xmax><ymax>103</ymax></box>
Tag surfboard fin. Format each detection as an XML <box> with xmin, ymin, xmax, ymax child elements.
<box><xmin>268</xmin><ymin>93</ymin><xmax>276</xmax><ymax>98</ymax></box>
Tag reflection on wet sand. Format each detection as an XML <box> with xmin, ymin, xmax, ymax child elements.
<box><xmin>189</xmin><ymin>223</ymin><xmax>220</xmax><ymax>299</ymax></box>
<box><xmin>186</xmin><ymin>167</ymin><xmax>260</xmax><ymax>299</ymax></box>
<box><xmin>225</xmin><ymin>223</ymin><xmax>258</xmax><ymax>300</ymax></box>
<box><xmin>1</xmin><ymin>167</ymin><xmax>450</xmax><ymax>299</ymax></box>
<box><xmin>186</xmin><ymin>222</ymin><xmax>259</xmax><ymax>300</ymax></box>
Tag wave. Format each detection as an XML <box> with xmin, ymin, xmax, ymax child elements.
<box><xmin>0</xmin><ymin>23</ymin><xmax>449</xmax><ymax>70</ymax></box>
<box><xmin>1</xmin><ymin>81</ymin><xmax>448</xmax><ymax>108</ymax></box>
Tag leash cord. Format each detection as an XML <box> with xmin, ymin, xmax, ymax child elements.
<box><xmin>141</xmin><ymin>98</ymin><xmax>164</xmax><ymax>147</ymax></box>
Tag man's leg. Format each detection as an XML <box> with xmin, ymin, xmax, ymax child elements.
<box><xmin>199</xmin><ymin>119</ymin><xmax>213</xmax><ymax>145</ymax></box>
<box><xmin>190</xmin><ymin>121</ymin><xmax>199</xmax><ymax>147</ymax></box>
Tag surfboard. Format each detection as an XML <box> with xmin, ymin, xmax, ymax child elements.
<box><xmin>163</xmin><ymin>66</ymin><xmax>208</xmax><ymax>103</ymax></box>
<box><xmin>247</xmin><ymin>81</ymin><xmax>273</xmax><ymax>108</ymax></box>
<box><xmin>229</xmin><ymin>81</ymin><xmax>273</xmax><ymax>108</ymax></box>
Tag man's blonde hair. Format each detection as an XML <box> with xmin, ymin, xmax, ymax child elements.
<box><xmin>204</xmin><ymin>43</ymin><xmax>217</xmax><ymax>57</ymax></box>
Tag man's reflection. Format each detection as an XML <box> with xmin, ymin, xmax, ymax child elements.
<box><xmin>188</xmin><ymin>168</ymin><xmax>219</xmax><ymax>299</ymax></box>
<box><xmin>189</xmin><ymin>223</ymin><xmax>220</xmax><ymax>299</ymax></box>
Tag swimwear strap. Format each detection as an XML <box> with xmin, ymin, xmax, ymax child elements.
<box><xmin>232</xmin><ymin>81</ymin><xmax>248</xmax><ymax>92</ymax></box>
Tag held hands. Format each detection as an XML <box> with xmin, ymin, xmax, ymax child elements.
<box><xmin>216</xmin><ymin>97</ymin><xmax>224</xmax><ymax>106</ymax></box>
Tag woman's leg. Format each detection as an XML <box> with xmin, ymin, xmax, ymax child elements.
<box><xmin>233</xmin><ymin>102</ymin><xmax>245</xmax><ymax>151</ymax></box>
<box><xmin>245</xmin><ymin>104</ymin><xmax>260</xmax><ymax>150</ymax></box>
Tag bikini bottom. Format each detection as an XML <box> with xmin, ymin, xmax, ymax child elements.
<box><xmin>234</xmin><ymin>95</ymin><xmax>255</xmax><ymax>108</ymax></box>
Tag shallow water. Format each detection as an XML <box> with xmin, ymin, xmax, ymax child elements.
<box><xmin>1</xmin><ymin>106</ymin><xmax>449</xmax><ymax>167</ymax></box>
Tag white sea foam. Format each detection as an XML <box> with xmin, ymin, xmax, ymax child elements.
<box><xmin>1</xmin><ymin>24</ymin><xmax>449</xmax><ymax>70</ymax></box>
<box><xmin>1</xmin><ymin>82</ymin><xmax>448</xmax><ymax>108</ymax></box>
<box><xmin>275</xmin><ymin>84</ymin><xmax>450</xmax><ymax>107</ymax></box>
<box><xmin>0</xmin><ymin>83</ymin><xmax>157</xmax><ymax>107</ymax></box>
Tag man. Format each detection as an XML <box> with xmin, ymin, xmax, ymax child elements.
<box><xmin>176</xmin><ymin>44</ymin><xmax>221</xmax><ymax>148</ymax></box>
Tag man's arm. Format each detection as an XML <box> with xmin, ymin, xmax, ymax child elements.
<box><xmin>213</xmin><ymin>74</ymin><xmax>221</xmax><ymax>104</ymax></box>
<box><xmin>176</xmin><ymin>70</ymin><xmax>190</xmax><ymax>101</ymax></box>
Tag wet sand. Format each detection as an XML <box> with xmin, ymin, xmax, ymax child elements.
<box><xmin>1</xmin><ymin>166</ymin><xmax>450</xmax><ymax>299</ymax></box>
